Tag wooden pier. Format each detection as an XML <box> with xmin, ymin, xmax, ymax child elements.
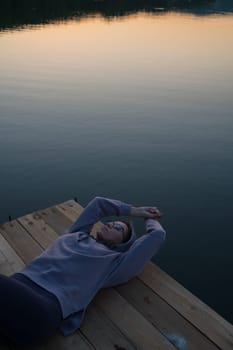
<box><xmin>0</xmin><ymin>199</ymin><xmax>232</xmax><ymax>350</ymax></box>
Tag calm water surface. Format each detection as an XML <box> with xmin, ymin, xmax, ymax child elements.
<box><xmin>0</xmin><ymin>12</ymin><xmax>233</xmax><ymax>322</ymax></box>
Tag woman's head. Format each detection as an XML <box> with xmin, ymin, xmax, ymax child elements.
<box><xmin>96</xmin><ymin>221</ymin><xmax>131</xmax><ymax>245</ymax></box>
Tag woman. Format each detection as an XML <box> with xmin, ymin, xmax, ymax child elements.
<box><xmin>0</xmin><ymin>196</ymin><xmax>166</xmax><ymax>347</ymax></box>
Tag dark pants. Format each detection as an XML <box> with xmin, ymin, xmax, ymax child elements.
<box><xmin>0</xmin><ymin>273</ymin><xmax>62</xmax><ymax>347</ymax></box>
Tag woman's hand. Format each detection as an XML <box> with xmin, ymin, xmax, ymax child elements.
<box><xmin>130</xmin><ymin>206</ymin><xmax>163</xmax><ymax>219</ymax></box>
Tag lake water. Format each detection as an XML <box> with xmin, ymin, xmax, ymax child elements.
<box><xmin>1</xmin><ymin>5</ymin><xmax>233</xmax><ymax>323</ymax></box>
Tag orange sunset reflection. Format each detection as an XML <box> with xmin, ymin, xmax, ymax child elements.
<box><xmin>1</xmin><ymin>12</ymin><xmax>233</xmax><ymax>88</ymax></box>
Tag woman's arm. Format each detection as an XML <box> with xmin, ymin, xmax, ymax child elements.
<box><xmin>130</xmin><ymin>206</ymin><xmax>163</xmax><ymax>219</ymax></box>
<box><xmin>103</xmin><ymin>218</ymin><xmax>166</xmax><ymax>288</ymax></box>
<box><xmin>67</xmin><ymin>196</ymin><xmax>132</xmax><ymax>233</ymax></box>
<box><xmin>67</xmin><ymin>196</ymin><xmax>163</xmax><ymax>234</ymax></box>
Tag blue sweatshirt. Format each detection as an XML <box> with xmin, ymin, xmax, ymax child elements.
<box><xmin>20</xmin><ymin>197</ymin><xmax>166</xmax><ymax>336</ymax></box>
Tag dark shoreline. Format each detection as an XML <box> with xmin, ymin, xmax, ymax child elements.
<box><xmin>2</xmin><ymin>0</ymin><xmax>232</xmax><ymax>31</ymax></box>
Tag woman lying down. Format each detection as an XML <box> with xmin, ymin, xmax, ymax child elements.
<box><xmin>0</xmin><ymin>196</ymin><xmax>166</xmax><ymax>347</ymax></box>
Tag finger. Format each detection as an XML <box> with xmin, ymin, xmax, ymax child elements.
<box><xmin>149</xmin><ymin>208</ymin><xmax>158</xmax><ymax>213</ymax></box>
<box><xmin>153</xmin><ymin>210</ymin><xmax>161</xmax><ymax>216</ymax></box>
<box><xmin>153</xmin><ymin>212</ymin><xmax>163</xmax><ymax>217</ymax></box>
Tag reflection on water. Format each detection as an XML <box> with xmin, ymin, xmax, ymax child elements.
<box><xmin>0</xmin><ymin>9</ymin><xmax>233</xmax><ymax>324</ymax></box>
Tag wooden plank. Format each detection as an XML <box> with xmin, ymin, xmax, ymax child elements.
<box><xmin>56</xmin><ymin>200</ymin><xmax>84</xmax><ymax>222</ymax></box>
<box><xmin>0</xmin><ymin>221</ymin><xmax>43</xmax><ymax>264</ymax></box>
<box><xmin>0</xmin><ymin>233</ymin><xmax>24</xmax><ymax>275</ymax></box>
<box><xmin>139</xmin><ymin>262</ymin><xmax>233</xmax><ymax>350</ymax></box>
<box><xmin>36</xmin><ymin>206</ymin><xmax>73</xmax><ymax>236</ymax></box>
<box><xmin>94</xmin><ymin>288</ymin><xmax>176</xmax><ymax>350</ymax></box>
<box><xmin>116</xmin><ymin>277</ymin><xmax>219</xmax><ymax>350</ymax></box>
<box><xmin>18</xmin><ymin>212</ymin><xmax>58</xmax><ymax>250</ymax></box>
<box><xmin>81</xmin><ymin>302</ymin><xmax>136</xmax><ymax>350</ymax></box>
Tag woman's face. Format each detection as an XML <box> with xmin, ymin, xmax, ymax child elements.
<box><xmin>96</xmin><ymin>221</ymin><xmax>129</xmax><ymax>245</ymax></box>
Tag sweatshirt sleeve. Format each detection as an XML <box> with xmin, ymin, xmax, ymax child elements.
<box><xmin>67</xmin><ymin>196</ymin><xmax>132</xmax><ymax>234</ymax></box>
<box><xmin>103</xmin><ymin>219</ymin><xmax>166</xmax><ymax>288</ymax></box>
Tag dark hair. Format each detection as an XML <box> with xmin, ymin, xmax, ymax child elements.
<box><xmin>121</xmin><ymin>221</ymin><xmax>132</xmax><ymax>243</ymax></box>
